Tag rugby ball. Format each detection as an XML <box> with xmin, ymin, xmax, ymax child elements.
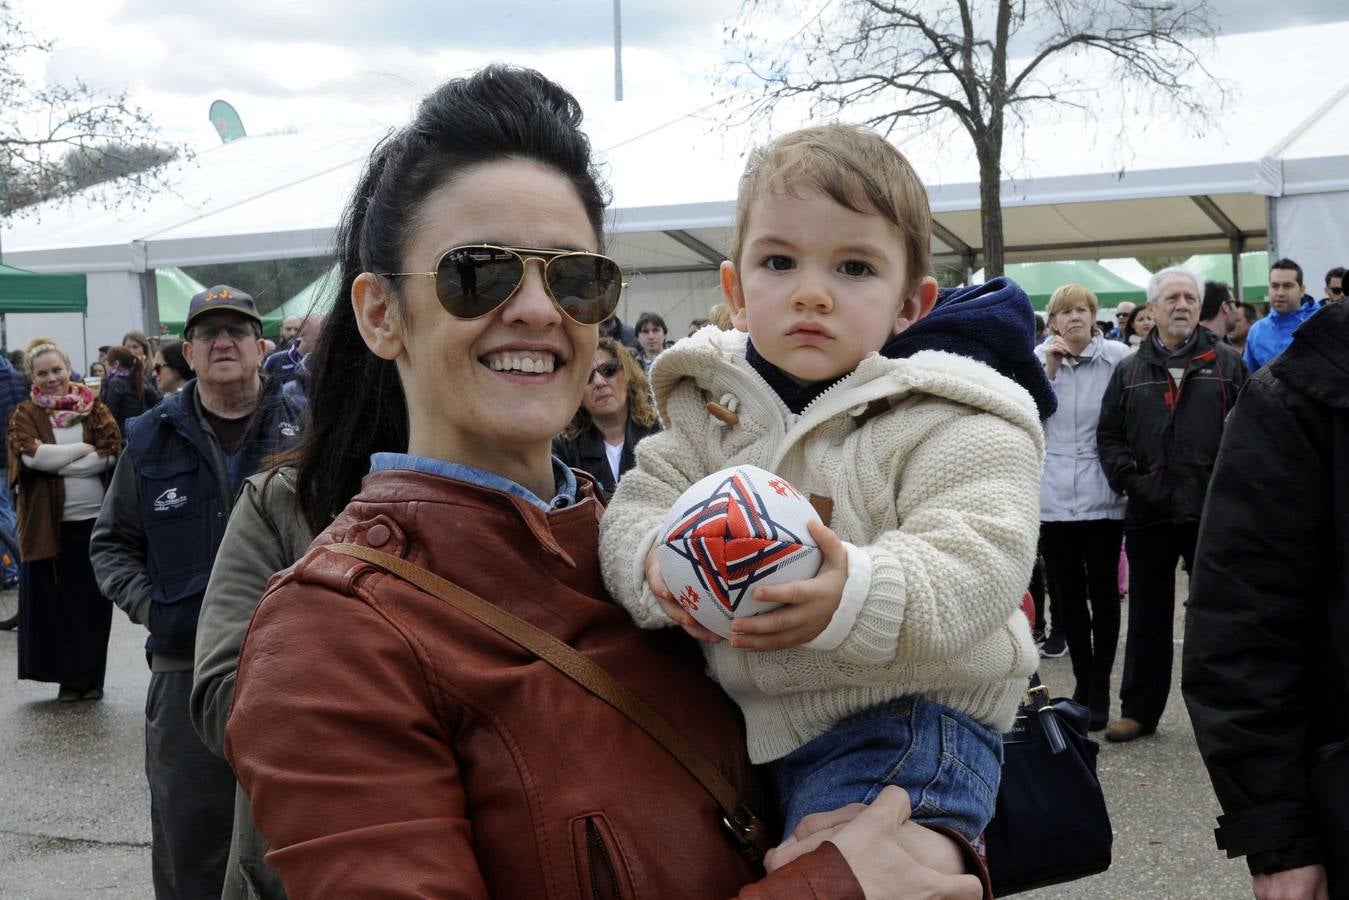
<box><xmin>655</xmin><ymin>465</ymin><xmax>822</xmax><ymax>639</ymax></box>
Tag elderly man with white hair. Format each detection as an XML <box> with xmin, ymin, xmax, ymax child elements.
<box><xmin>1095</xmin><ymin>266</ymin><xmax>1248</xmax><ymax>743</ymax></box>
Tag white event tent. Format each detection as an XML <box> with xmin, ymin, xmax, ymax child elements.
<box><xmin>2</xmin><ymin>21</ymin><xmax>1348</xmax><ymax>352</ymax></box>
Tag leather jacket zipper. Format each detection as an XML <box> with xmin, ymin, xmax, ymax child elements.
<box><xmin>586</xmin><ymin>818</ymin><xmax>620</xmax><ymax>900</ymax></box>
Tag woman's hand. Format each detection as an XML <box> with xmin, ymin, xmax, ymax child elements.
<box><xmin>729</xmin><ymin>519</ymin><xmax>847</xmax><ymax>651</ymax></box>
<box><xmin>1042</xmin><ymin>335</ymin><xmax>1073</xmax><ymax>380</ymax></box>
<box><xmin>766</xmin><ymin>787</ymin><xmax>983</xmax><ymax>900</ymax></box>
<box><xmin>644</xmin><ymin>545</ymin><xmax>722</xmax><ymax>643</ymax></box>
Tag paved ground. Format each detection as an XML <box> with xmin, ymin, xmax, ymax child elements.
<box><xmin>0</xmin><ymin>572</ymin><xmax>1256</xmax><ymax>898</ymax></box>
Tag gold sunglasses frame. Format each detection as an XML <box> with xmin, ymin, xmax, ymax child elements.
<box><xmin>385</xmin><ymin>244</ymin><xmax>625</xmax><ymax>325</ymax></box>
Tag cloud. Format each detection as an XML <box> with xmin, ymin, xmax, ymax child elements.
<box><xmin>108</xmin><ymin>0</ymin><xmax>737</xmax><ymax>53</ymax></box>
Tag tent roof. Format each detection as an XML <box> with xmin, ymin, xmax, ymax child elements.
<box><xmin>971</xmin><ymin>260</ymin><xmax>1147</xmax><ymax>311</ymax></box>
<box><xmin>262</xmin><ymin>264</ymin><xmax>340</xmax><ymax>330</ymax></box>
<box><xmin>0</xmin><ymin>264</ymin><xmax>87</xmax><ymax>314</ymax></box>
<box><xmin>1182</xmin><ymin>251</ymin><xmax>1271</xmax><ymax>301</ymax></box>
<box><xmin>154</xmin><ymin>267</ymin><xmax>208</xmax><ymax>334</ymax></box>
<box><xmin>4</xmin><ymin>22</ymin><xmax>1349</xmax><ymax>278</ymax></box>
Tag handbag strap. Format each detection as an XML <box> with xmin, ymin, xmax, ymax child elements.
<box><xmin>323</xmin><ymin>542</ymin><xmax>771</xmax><ymax>863</ymax></box>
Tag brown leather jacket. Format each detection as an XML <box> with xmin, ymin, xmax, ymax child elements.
<box><xmin>225</xmin><ymin>469</ymin><xmax>865</xmax><ymax>899</ymax></box>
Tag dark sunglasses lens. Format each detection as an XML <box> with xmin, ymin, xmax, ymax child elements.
<box><xmin>546</xmin><ymin>255</ymin><xmax>622</xmax><ymax>325</ymax></box>
<box><xmin>437</xmin><ymin>247</ymin><xmax>523</xmax><ymax>318</ymax></box>
<box><xmin>599</xmin><ymin>361</ymin><xmax>622</xmax><ymax>378</ymax></box>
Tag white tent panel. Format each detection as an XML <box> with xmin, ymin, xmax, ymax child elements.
<box><xmin>1275</xmin><ymin>190</ymin><xmax>1349</xmax><ymax>294</ymax></box>
<box><xmin>616</xmin><ymin>270</ymin><xmax>723</xmax><ymax>339</ymax></box>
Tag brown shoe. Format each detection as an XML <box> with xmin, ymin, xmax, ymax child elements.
<box><xmin>1104</xmin><ymin>717</ymin><xmax>1156</xmax><ymax>743</ymax></box>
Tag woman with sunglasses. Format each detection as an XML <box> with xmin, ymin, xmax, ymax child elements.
<box><xmin>552</xmin><ymin>336</ymin><xmax>660</xmax><ymax>500</ymax></box>
<box><xmin>222</xmin><ymin>66</ymin><xmax>984</xmax><ymax>899</ymax></box>
<box><xmin>151</xmin><ymin>341</ymin><xmax>192</xmax><ymax>396</ymax></box>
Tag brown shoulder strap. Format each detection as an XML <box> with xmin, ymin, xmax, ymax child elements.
<box><xmin>324</xmin><ymin>542</ymin><xmax>770</xmax><ymax>864</ymax></box>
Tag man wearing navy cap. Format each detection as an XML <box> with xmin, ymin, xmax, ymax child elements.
<box><xmin>91</xmin><ymin>286</ymin><xmax>304</xmax><ymax>900</ymax></box>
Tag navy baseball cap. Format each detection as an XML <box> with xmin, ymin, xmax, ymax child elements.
<box><xmin>185</xmin><ymin>285</ymin><xmax>262</xmax><ymax>331</ymax></box>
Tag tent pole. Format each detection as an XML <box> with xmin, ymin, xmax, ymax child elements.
<box><xmin>1230</xmin><ymin>238</ymin><xmax>1243</xmax><ymax>301</ymax></box>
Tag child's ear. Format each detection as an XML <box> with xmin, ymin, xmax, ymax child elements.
<box><xmin>720</xmin><ymin>261</ymin><xmax>750</xmax><ymax>333</ymax></box>
<box><xmin>893</xmin><ymin>276</ymin><xmax>940</xmax><ymax>335</ymax></box>
<box><xmin>352</xmin><ymin>272</ymin><xmax>405</xmax><ymax>361</ymax></box>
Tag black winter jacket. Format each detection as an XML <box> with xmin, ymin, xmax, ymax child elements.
<box><xmin>1182</xmin><ymin>302</ymin><xmax>1349</xmax><ymax>878</ymax></box>
<box><xmin>1096</xmin><ymin>328</ymin><xmax>1247</xmax><ymax>529</ymax></box>
<box><xmin>100</xmin><ymin>373</ymin><xmax>161</xmax><ymax>437</ymax></box>
<box><xmin>552</xmin><ymin>416</ymin><xmax>660</xmax><ymax>501</ymax></box>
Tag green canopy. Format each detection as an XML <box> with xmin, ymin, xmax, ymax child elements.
<box><xmin>1180</xmin><ymin>252</ymin><xmax>1268</xmax><ymax>302</ymax></box>
<box><xmin>262</xmin><ymin>264</ymin><xmax>339</xmax><ymax>335</ymax></box>
<box><xmin>154</xmin><ymin>267</ymin><xmax>209</xmax><ymax>337</ymax></box>
<box><xmin>973</xmin><ymin>260</ymin><xmax>1147</xmax><ymax>312</ymax></box>
<box><xmin>0</xmin><ymin>264</ymin><xmax>88</xmax><ymax>314</ymax></box>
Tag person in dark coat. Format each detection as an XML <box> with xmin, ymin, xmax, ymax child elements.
<box><xmin>1095</xmin><ymin>266</ymin><xmax>1247</xmax><ymax>743</ymax></box>
<box><xmin>1183</xmin><ymin>300</ymin><xmax>1349</xmax><ymax>900</ymax></box>
<box><xmin>99</xmin><ymin>345</ymin><xmax>161</xmax><ymax>436</ymax></box>
<box><xmin>553</xmin><ymin>336</ymin><xmax>660</xmax><ymax>500</ymax></box>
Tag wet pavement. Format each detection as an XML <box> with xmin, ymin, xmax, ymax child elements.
<box><xmin>0</xmin><ymin>572</ymin><xmax>1255</xmax><ymax>898</ymax></box>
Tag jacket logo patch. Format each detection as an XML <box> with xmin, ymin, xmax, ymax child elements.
<box><xmin>279</xmin><ymin>421</ymin><xmax>298</xmax><ymax>438</ymax></box>
<box><xmin>153</xmin><ymin>488</ymin><xmax>188</xmax><ymax>512</ymax></box>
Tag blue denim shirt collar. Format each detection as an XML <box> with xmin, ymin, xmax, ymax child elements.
<box><xmin>369</xmin><ymin>452</ymin><xmax>577</xmax><ymax>512</ymax></box>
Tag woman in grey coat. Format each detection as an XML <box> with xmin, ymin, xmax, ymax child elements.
<box><xmin>1034</xmin><ymin>284</ymin><xmax>1132</xmax><ymax>730</ymax></box>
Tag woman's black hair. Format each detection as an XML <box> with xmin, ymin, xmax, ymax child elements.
<box><xmin>288</xmin><ymin>65</ymin><xmax>609</xmax><ymax>534</ymax></box>
<box><xmin>157</xmin><ymin>341</ymin><xmax>192</xmax><ymax>381</ymax></box>
<box><xmin>105</xmin><ymin>346</ymin><xmax>145</xmax><ymax>397</ymax></box>
<box><xmin>1123</xmin><ymin>304</ymin><xmax>1153</xmax><ymax>340</ymax></box>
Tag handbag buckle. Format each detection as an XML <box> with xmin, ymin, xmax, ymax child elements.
<box><xmin>721</xmin><ymin>804</ymin><xmax>769</xmax><ymax>865</ymax></box>
<box><xmin>1026</xmin><ymin>683</ymin><xmax>1050</xmax><ymax>709</ymax></box>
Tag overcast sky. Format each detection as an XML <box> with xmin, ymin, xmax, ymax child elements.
<box><xmin>15</xmin><ymin>0</ymin><xmax>1349</xmax><ymax>150</ymax></box>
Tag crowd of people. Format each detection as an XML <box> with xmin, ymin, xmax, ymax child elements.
<box><xmin>0</xmin><ymin>63</ymin><xmax>1344</xmax><ymax>900</ymax></box>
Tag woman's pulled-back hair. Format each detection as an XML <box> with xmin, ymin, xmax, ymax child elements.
<box><xmin>105</xmin><ymin>346</ymin><xmax>146</xmax><ymax>396</ymax></box>
<box><xmin>290</xmin><ymin>65</ymin><xmax>609</xmax><ymax>534</ymax></box>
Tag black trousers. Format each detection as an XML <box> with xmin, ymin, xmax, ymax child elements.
<box><xmin>1039</xmin><ymin>520</ymin><xmax>1125</xmax><ymax>719</ymax></box>
<box><xmin>1119</xmin><ymin>522</ymin><xmax>1198</xmax><ymax>728</ymax></box>
<box><xmin>146</xmin><ymin>669</ymin><xmax>234</xmax><ymax>900</ymax></box>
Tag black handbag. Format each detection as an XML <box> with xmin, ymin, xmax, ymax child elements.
<box><xmin>984</xmin><ymin>675</ymin><xmax>1113</xmax><ymax>896</ymax></box>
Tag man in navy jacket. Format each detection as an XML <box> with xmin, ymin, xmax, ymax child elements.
<box><xmin>91</xmin><ymin>286</ymin><xmax>303</xmax><ymax>900</ymax></box>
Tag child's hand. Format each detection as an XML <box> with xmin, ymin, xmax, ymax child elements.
<box><xmin>730</xmin><ymin>519</ymin><xmax>848</xmax><ymax>651</ymax></box>
<box><xmin>645</xmin><ymin>545</ymin><xmax>723</xmax><ymax>644</ymax></box>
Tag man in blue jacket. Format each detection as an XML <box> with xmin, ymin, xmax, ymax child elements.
<box><xmin>1244</xmin><ymin>258</ymin><xmax>1319</xmax><ymax>372</ymax></box>
<box><xmin>90</xmin><ymin>286</ymin><xmax>303</xmax><ymax>900</ymax></box>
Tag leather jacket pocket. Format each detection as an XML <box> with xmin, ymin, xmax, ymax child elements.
<box><xmin>571</xmin><ymin>813</ymin><xmax>634</xmax><ymax>900</ymax></box>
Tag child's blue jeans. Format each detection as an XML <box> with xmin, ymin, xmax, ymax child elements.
<box><xmin>768</xmin><ymin>696</ymin><xmax>1003</xmax><ymax>841</ymax></box>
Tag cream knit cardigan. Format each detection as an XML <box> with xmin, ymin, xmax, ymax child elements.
<box><xmin>599</xmin><ymin>327</ymin><xmax>1045</xmax><ymax>763</ymax></box>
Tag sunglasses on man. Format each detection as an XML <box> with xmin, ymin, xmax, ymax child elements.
<box><xmin>386</xmin><ymin>244</ymin><xmax>624</xmax><ymax>326</ymax></box>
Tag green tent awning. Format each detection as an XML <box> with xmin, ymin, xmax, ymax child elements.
<box><xmin>262</xmin><ymin>264</ymin><xmax>339</xmax><ymax>335</ymax></box>
<box><xmin>1181</xmin><ymin>252</ymin><xmax>1268</xmax><ymax>302</ymax></box>
<box><xmin>154</xmin><ymin>267</ymin><xmax>209</xmax><ymax>337</ymax></box>
<box><xmin>973</xmin><ymin>260</ymin><xmax>1148</xmax><ymax>312</ymax></box>
<box><xmin>0</xmin><ymin>264</ymin><xmax>88</xmax><ymax>314</ymax></box>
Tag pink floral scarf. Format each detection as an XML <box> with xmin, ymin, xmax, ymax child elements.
<box><xmin>31</xmin><ymin>382</ymin><xmax>96</xmax><ymax>429</ymax></box>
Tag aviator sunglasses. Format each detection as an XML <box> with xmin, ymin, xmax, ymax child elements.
<box><xmin>386</xmin><ymin>244</ymin><xmax>624</xmax><ymax>326</ymax></box>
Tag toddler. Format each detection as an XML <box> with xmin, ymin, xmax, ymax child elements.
<box><xmin>599</xmin><ymin>124</ymin><xmax>1044</xmax><ymax>874</ymax></box>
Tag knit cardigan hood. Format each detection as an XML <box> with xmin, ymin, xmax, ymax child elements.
<box><xmin>608</xmin><ymin>326</ymin><xmax>1045</xmax><ymax>762</ymax></box>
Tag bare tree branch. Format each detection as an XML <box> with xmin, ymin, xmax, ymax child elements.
<box><xmin>716</xmin><ymin>0</ymin><xmax>1225</xmax><ymax>274</ymax></box>
<box><xmin>0</xmin><ymin>1</ymin><xmax>189</xmax><ymax>219</ymax></box>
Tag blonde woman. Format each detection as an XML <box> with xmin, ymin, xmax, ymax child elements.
<box><xmin>7</xmin><ymin>338</ymin><xmax>120</xmax><ymax>701</ymax></box>
<box><xmin>1034</xmin><ymin>285</ymin><xmax>1132</xmax><ymax>729</ymax></box>
<box><xmin>552</xmin><ymin>336</ymin><xmax>660</xmax><ymax>498</ymax></box>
